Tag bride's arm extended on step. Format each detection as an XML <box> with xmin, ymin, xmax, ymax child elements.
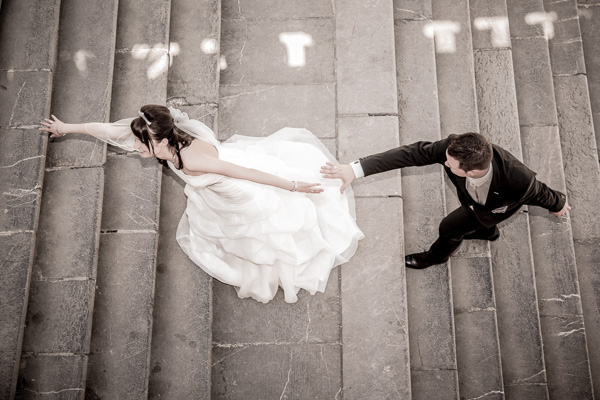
<box><xmin>39</xmin><ymin>115</ymin><xmax>136</xmax><ymax>152</ymax></box>
<box><xmin>185</xmin><ymin>154</ymin><xmax>323</xmax><ymax>194</ymax></box>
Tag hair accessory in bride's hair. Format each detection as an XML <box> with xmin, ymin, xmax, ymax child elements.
<box><xmin>138</xmin><ymin>110</ymin><xmax>152</xmax><ymax>126</ymax></box>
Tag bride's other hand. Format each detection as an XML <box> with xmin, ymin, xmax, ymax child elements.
<box><xmin>295</xmin><ymin>182</ymin><xmax>324</xmax><ymax>194</ymax></box>
<box><xmin>39</xmin><ymin>115</ymin><xmax>66</xmax><ymax>138</ymax></box>
<box><xmin>320</xmin><ymin>162</ymin><xmax>355</xmax><ymax>194</ymax></box>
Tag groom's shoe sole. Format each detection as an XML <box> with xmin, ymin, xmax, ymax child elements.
<box><xmin>405</xmin><ymin>253</ymin><xmax>439</xmax><ymax>269</ymax></box>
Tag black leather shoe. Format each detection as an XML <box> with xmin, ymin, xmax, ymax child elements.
<box><xmin>463</xmin><ymin>227</ymin><xmax>500</xmax><ymax>242</ymax></box>
<box><xmin>405</xmin><ymin>252</ymin><xmax>440</xmax><ymax>269</ymax></box>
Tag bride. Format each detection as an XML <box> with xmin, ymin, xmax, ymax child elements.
<box><xmin>40</xmin><ymin>105</ymin><xmax>363</xmax><ymax>303</ymax></box>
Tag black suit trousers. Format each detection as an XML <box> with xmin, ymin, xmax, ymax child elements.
<box><xmin>428</xmin><ymin>206</ymin><xmax>498</xmax><ymax>262</ymax></box>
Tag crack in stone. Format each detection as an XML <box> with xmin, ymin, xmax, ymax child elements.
<box><xmin>279</xmin><ymin>350</ymin><xmax>293</xmax><ymax>400</ymax></box>
<box><xmin>9</xmin><ymin>82</ymin><xmax>27</xmax><ymax>127</ymax></box>
<box><xmin>305</xmin><ymin>301</ymin><xmax>311</xmax><ymax>342</ymax></box>
<box><xmin>466</xmin><ymin>390</ymin><xmax>504</xmax><ymax>400</ymax></box>
<box><xmin>0</xmin><ymin>155</ymin><xmax>44</xmax><ymax>169</ymax></box>
<box><xmin>557</xmin><ymin>327</ymin><xmax>585</xmax><ymax>337</ymax></box>
<box><xmin>211</xmin><ymin>345</ymin><xmax>249</xmax><ymax>366</ymax></box>
<box><xmin>22</xmin><ymin>388</ymin><xmax>83</xmax><ymax>395</ymax></box>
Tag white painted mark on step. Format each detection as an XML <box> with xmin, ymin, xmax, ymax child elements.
<box><xmin>525</xmin><ymin>12</ymin><xmax>558</xmax><ymax>39</ymax></box>
<box><xmin>423</xmin><ymin>21</ymin><xmax>461</xmax><ymax>54</ymax></box>
<box><xmin>279</xmin><ymin>32</ymin><xmax>314</xmax><ymax>68</ymax></box>
<box><xmin>74</xmin><ymin>50</ymin><xmax>96</xmax><ymax>76</ymax></box>
<box><xmin>473</xmin><ymin>17</ymin><xmax>510</xmax><ymax>47</ymax></box>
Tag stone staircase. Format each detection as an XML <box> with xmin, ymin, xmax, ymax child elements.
<box><xmin>1</xmin><ymin>0</ymin><xmax>600</xmax><ymax>399</ymax></box>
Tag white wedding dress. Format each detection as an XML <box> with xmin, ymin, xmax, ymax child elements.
<box><xmin>86</xmin><ymin>108</ymin><xmax>363</xmax><ymax>303</ymax></box>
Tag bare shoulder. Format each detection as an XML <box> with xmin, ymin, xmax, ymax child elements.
<box><xmin>180</xmin><ymin>139</ymin><xmax>219</xmax><ymax>175</ymax></box>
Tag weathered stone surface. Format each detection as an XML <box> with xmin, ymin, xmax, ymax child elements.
<box><xmin>490</xmin><ymin>212</ymin><xmax>546</xmax><ymax>387</ymax></box>
<box><xmin>572</xmin><ymin>240</ymin><xmax>600</xmax><ymax>400</ymax></box>
<box><xmin>336</xmin><ymin>0</ymin><xmax>397</xmax><ymax>115</ymax></box>
<box><xmin>454</xmin><ymin>311</ymin><xmax>503</xmax><ymax>400</ymax></box>
<box><xmin>578</xmin><ymin>4</ymin><xmax>600</xmax><ymax>150</ymax></box>
<box><xmin>410</xmin><ymin>369</ymin><xmax>459</xmax><ymax>400</ymax></box>
<box><xmin>504</xmin><ymin>384</ymin><xmax>548</xmax><ymax>399</ymax></box>
<box><xmin>87</xmin><ymin>232</ymin><xmax>157</xmax><ymax>400</ymax></box>
<box><xmin>474</xmin><ymin>49</ymin><xmax>522</xmax><ymax>156</ymax></box>
<box><xmin>220</xmin><ymin>19</ymin><xmax>334</xmax><ymax>85</ymax></box>
<box><xmin>33</xmin><ymin>168</ymin><xmax>103</xmax><ymax>279</ymax></box>
<box><xmin>0</xmin><ymin>71</ymin><xmax>53</xmax><ymax>128</ymax></box>
<box><xmin>506</xmin><ymin>0</ymin><xmax>547</xmax><ymax>38</ymax></box>
<box><xmin>45</xmin><ymin>0</ymin><xmax>118</xmax><ymax>169</ymax></box>
<box><xmin>17</xmin><ymin>354</ymin><xmax>86</xmax><ymax>399</ymax></box>
<box><xmin>101</xmin><ymin>153</ymin><xmax>161</xmax><ymax>231</ymax></box>
<box><xmin>0</xmin><ymin>351</ymin><xmax>16</xmax><ymax>400</ymax></box>
<box><xmin>337</xmin><ymin>116</ymin><xmax>401</xmax><ymax>197</ymax></box>
<box><xmin>521</xmin><ymin>126</ymin><xmax>581</xmax><ymax>317</ymax></box>
<box><xmin>395</xmin><ymin>20</ymin><xmax>441</xmax><ymax>142</ymax></box>
<box><xmin>432</xmin><ymin>0</ymin><xmax>480</xmax><ymax>137</ymax></box>
<box><xmin>110</xmin><ymin>51</ymin><xmax>170</xmax><ymax>120</ymax></box>
<box><xmin>539</xmin><ymin>315</ymin><xmax>593</xmax><ymax>399</ymax></box>
<box><xmin>0</xmin><ymin>129</ymin><xmax>46</xmax><ymax>232</ymax></box>
<box><xmin>342</xmin><ymin>197</ymin><xmax>410</xmax><ymax>399</ymax></box>
<box><xmin>553</xmin><ymin>75</ymin><xmax>600</xmax><ymax>241</ymax></box>
<box><xmin>213</xmin><ymin>268</ymin><xmax>340</xmax><ymax>344</ymax></box>
<box><xmin>393</xmin><ymin>0</ymin><xmax>432</xmax><ymax>20</ymax></box>
<box><xmin>401</xmin><ymin>165</ymin><xmax>446</xmax><ymax>251</ymax></box>
<box><xmin>469</xmin><ymin>0</ymin><xmax>510</xmax><ymax>49</ymax></box>
<box><xmin>407</xmin><ymin>261</ymin><xmax>456</xmax><ymax>370</ymax></box>
<box><xmin>451</xmin><ymin>257</ymin><xmax>495</xmax><ymax>313</ymax></box>
<box><xmin>211</xmin><ymin>343</ymin><xmax>342</xmax><ymax>399</ymax></box>
<box><xmin>219</xmin><ymin>84</ymin><xmax>335</xmax><ymax>139</ymax></box>
<box><xmin>22</xmin><ymin>280</ymin><xmax>93</xmax><ymax>353</ymax></box>
<box><xmin>148</xmin><ymin>167</ymin><xmax>211</xmax><ymax>399</ymax></box>
<box><xmin>511</xmin><ymin>38</ymin><xmax>558</xmax><ymax>126</ymax></box>
<box><xmin>0</xmin><ymin>232</ymin><xmax>32</xmax><ymax>352</ymax></box>
<box><xmin>168</xmin><ymin>0</ymin><xmax>221</xmax><ymax>105</ymax></box>
<box><xmin>114</xmin><ymin>0</ymin><xmax>170</xmax><ymax>48</ymax></box>
<box><xmin>545</xmin><ymin>0</ymin><xmax>586</xmax><ymax>76</ymax></box>
<box><xmin>223</xmin><ymin>0</ymin><xmax>333</xmax><ymax>19</ymax></box>
<box><xmin>0</xmin><ymin>0</ymin><xmax>60</xmax><ymax>69</ymax></box>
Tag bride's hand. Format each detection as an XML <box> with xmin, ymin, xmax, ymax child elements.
<box><xmin>295</xmin><ymin>182</ymin><xmax>324</xmax><ymax>194</ymax></box>
<box><xmin>39</xmin><ymin>115</ymin><xmax>66</xmax><ymax>138</ymax></box>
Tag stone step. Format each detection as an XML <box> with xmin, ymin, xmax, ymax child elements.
<box><xmin>431</xmin><ymin>0</ymin><xmax>505</xmax><ymax>398</ymax></box>
<box><xmin>507</xmin><ymin>0</ymin><xmax>593</xmax><ymax>399</ymax></box>
<box><xmin>15</xmin><ymin>0</ymin><xmax>119</xmax><ymax>397</ymax></box>
<box><xmin>214</xmin><ymin>1</ymin><xmax>346</xmax><ymax>398</ymax></box>
<box><xmin>469</xmin><ymin>0</ymin><xmax>548</xmax><ymax>398</ymax></box>
<box><xmin>0</xmin><ymin>0</ymin><xmax>61</xmax><ymax>397</ymax></box>
<box><xmin>147</xmin><ymin>0</ymin><xmax>221</xmax><ymax>397</ymax></box>
<box><xmin>393</xmin><ymin>1</ymin><xmax>459</xmax><ymax>398</ymax></box>
<box><xmin>549</xmin><ymin>1</ymin><xmax>600</xmax><ymax>398</ymax></box>
<box><xmin>84</xmin><ymin>0</ymin><xmax>169</xmax><ymax>398</ymax></box>
<box><xmin>334</xmin><ymin>0</ymin><xmax>411</xmax><ymax>397</ymax></box>
<box><xmin>578</xmin><ymin>2</ymin><xmax>600</xmax><ymax>161</ymax></box>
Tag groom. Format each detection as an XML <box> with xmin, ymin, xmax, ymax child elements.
<box><xmin>321</xmin><ymin>132</ymin><xmax>570</xmax><ymax>269</ymax></box>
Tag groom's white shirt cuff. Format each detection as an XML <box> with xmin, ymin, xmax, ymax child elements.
<box><xmin>350</xmin><ymin>160</ymin><xmax>365</xmax><ymax>179</ymax></box>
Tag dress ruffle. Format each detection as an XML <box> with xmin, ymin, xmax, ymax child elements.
<box><xmin>171</xmin><ymin>128</ymin><xmax>363</xmax><ymax>303</ymax></box>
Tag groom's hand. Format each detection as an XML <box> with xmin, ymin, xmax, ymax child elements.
<box><xmin>320</xmin><ymin>162</ymin><xmax>355</xmax><ymax>194</ymax></box>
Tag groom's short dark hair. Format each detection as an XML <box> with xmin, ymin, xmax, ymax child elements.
<box><xmin>447</xmin><ymin>132</ymin><xmax>493</xmax><ymax>172</ymax></box>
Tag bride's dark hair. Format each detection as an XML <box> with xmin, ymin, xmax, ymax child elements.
<box><xmin>130</xmin><ymin>104</ymin><xmax>194</xmax><ymax>170</ymax></box>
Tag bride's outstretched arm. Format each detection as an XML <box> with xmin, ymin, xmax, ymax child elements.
<box><xmin>185</xmin><ymin>154</ymin><xmax>323</xmax><ymax>194</ymax></box>
<box><xmin>40</xmin><ymin>115</ymin><xmax>136</xmax><ymax>152</ymax></box>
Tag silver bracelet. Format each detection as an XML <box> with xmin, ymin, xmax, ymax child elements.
<box><xmin>290</xmin><ymin>181</ymin><xmax>297</xmax><ymax>192</ymax></box>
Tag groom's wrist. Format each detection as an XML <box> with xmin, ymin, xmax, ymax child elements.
<box><xmin>350</xmin><ymin>160</ymin><xmax>364</xmax><ymax>179</ymax></box>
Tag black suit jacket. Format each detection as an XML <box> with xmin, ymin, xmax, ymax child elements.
<box><xmin>359</xmin><ymin>135</ymin><xmax>567</xmax><ymax>227</ymax></box>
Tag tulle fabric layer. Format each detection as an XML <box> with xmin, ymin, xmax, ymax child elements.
<box><xmin>173</xmin><ymin>128</ymin><xmax>364</xmax><ymax>303</ymax></box>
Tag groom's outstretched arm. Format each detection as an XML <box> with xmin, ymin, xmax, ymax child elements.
<box><xmin>321</xmin><ymin>136</ymin><xmax>451</xmax><ymax>194</ymax></box>
<box><xmin>359</xmin><ymin>136</ymin><xmax>451</xmax><ymax>176</ymax></box>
